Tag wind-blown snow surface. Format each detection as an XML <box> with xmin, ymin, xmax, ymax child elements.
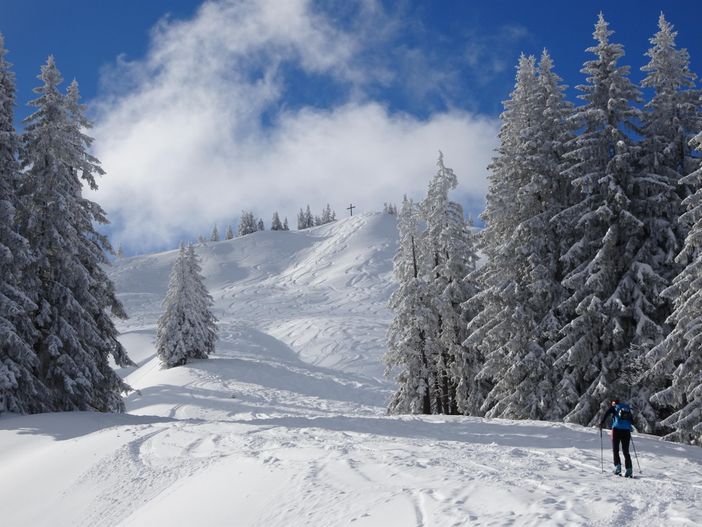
<box><xmin>1</xmin><ymin>212</ymin><xmax>701</xmax><ymax>526</ymax></box>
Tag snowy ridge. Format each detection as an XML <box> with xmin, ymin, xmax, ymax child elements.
<box><xmin>1</xmin><ymin>212</ymin><xmax>701</xmax><ymax>526</ymax></box>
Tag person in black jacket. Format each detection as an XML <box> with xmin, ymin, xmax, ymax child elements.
<box><xmin>600</xmin><ymin>399</ymin><xmax>634</xmax><ymax>477</ymax></box>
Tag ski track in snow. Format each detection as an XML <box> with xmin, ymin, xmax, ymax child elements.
<box><xmin>1</xmin><ymin>213</ymin><xmax>701</xmax><ymax>526</ymax></box>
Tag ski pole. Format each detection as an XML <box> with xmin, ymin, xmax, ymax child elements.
<box><xmin>600</xmin><ymin>428</ymin><xmax>604</xmax><ymax>473</ymax></box>
<box><xmin>631</xmin><ymin>434</ymin><xmax>642</xmax><ymax>474</ymax></box>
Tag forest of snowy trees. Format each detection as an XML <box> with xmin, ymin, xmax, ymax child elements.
<box><xmin>385</xmin><ymin>14</ymin><xmax>702</xmax><ymax>446</ymax></box>
<box><xmin>0</xmin><ymin>39</ymin><xmax>133</xmax><ymax>414</ymax></box>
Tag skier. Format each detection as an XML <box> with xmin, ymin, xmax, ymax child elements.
<box><xmin>599</xmin><ymin>399</ymin><xmax>634</xmax><ymax>477</ymax></box>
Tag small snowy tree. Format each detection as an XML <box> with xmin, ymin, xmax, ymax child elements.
<box><xmin>283</xmin><ymin>217</ymin><xmax>289</xmax><ymax>231</ymax></box>
<box><xmin>257</xmin><ymin>218</ymin><xmax>264</xmax><ymax>231</ymax></box>
<box><xmin>271</xmin><ymin>212</ymin><xmax>283</xmax><ymax>231</ymax></box>
<box><xmin>210</xmin><ymin>224</ymin><xmax>219</xmax><ymax>242</ymax></box>
<box><xmin>304</xmin><ymin>205</ymin><xmax>313</xmax><ymax>228</ymax></box>
<box><xmin>320</xmin><ymin>204</ymin><xmax>335</xmax><ymax>224</ymax></box>
<box><xmin>156</xmin><ymin>244</ymin><xmax>217</xmax><ymax>368</ymax></box>
<box><xmin>225</xmin><ymin>224</ymin><xmax>234</xmax><ymax>240</ymax></box>
<box><xmin>237</xmin><ymin>210</ymin><xmax>257</xmax><ymax>236</ymax></box>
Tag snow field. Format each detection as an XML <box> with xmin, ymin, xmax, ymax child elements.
<box><xmin>1</xmin><ymin>213</ymin><xmax>701</xmax><ymax>526</ymax></box>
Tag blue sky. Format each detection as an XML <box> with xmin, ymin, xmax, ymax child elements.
<box><xmin>2</xmin><ymin>1</ymin><xmax>701</xmax><ymax>252</ymax></box>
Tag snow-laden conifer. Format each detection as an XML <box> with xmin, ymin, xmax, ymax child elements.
<box><xmin>421</xmin><ymin>152</ymin><xmax>477</xmax><ymax>414</ymax></box>
<box><xmin>283</xmin><ymin>217</ymin><xmax>289</xmax><ymax>231</ymax></box>
<box><xmin>320</xmin><ymin>204</ymin><xmax>335</xmax><ymax>224</ymax></box>
<box><xmin>463</xmin><ymin>54</ymin><xmax>544</xmax><ymax>418</ymax></box>
<box><xmin>628</xmin><ymin>14</ymin><xmax>702</xmax><ymax>430</ymax></box>
<box><xmin>257</xmin><ymin>218</ymin><xmax>264</xmax><ymax>231</ymax></box>
<box><xmin>18</xmin><ymin>57</ymin><xmax>132</xmax><ymax>412</ymax></box>
<box><xmin>225</xmin><ymin>224</ymin><xmax>234</xmax><ymax>240</ymax></box>
<box><xmin>210</xmin><ymin>224</ymin><xmax>219</xmax><ymax>242</ymax></box>
<box><xmin>420</xmin><ymin>153</ymin><xmax>476</xmax><ymax>414</ymax></box>
<box><xmin>550</xmin><ymin>15</ymin><xmax>643</xmax><ymax>426</ymax></box>
<box><xmin>237</xmin><ymin>210</ymin><xmax>258</xmax><ymax>236</ymax></box>
<box><xmin>470</xmin><ymin>51</ymin><xmax>574</xmax><ymax>421</ymax></box>
<box><xmin>185</xmin><ymin>244</ymin><xmax>218</xmax><ymax>358</ymax></box>
<box><xmin>385</xmin><ymin>196</ymin><xmax>436</xmax><ymax>414</ymax></box>
<box><xmin>647</xmin><ymin>131</ymin><xmax>702</xmax><ymax>445</ymax></box>
<box><xmin>156</xmin><ymin>244</ymin><xmax>217</xmax><ymax>368</ymax></box>
<box><xmin>0</xmin><ymin>34</ymin><xmax>47</xmax><ymax>414</ymax></box>
<box><xmin>271</xmin><ymin>212</ymin><xmax>283</xmax><ymax>231</ymax></box>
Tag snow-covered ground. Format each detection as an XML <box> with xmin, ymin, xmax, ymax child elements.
<box><xmin>1</xmin><ymin>212</ymin><xmax>701</xmax><ymax>526</ymax></box>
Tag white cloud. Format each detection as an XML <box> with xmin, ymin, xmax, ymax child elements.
<box><xmin>89</xmin><ymin>0</ymin><xmax>498</xmax><ymax>251</ymax></box>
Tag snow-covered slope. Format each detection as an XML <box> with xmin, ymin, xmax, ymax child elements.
<box><xmin>1</xmin><ymin>212</ymin><xmax>701</xmax><ymax>526</ymax></box>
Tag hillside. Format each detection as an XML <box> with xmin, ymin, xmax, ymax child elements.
<box><xmin>1</xmin><ymin>212</ymin><xmax>701</xmax><ymax>526</ymax></box>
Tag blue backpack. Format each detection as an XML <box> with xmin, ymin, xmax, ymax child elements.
<box><xmin>613</xmin><ymin>402</ymin><xmax>633</xmax><ymax>430</ymax></box>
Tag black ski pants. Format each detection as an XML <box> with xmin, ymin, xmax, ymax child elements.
<box><xmin>612</xmin><ymin>428</ymin><xmax>632</xmax><ymax>469</ymax></box>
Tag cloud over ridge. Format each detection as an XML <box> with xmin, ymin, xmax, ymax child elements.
<box><xmin>90</xmin><ymin>0</ymin><xmax>498</xmax><ymax>251</ymax></box>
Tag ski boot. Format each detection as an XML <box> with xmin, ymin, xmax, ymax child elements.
<box><xmin>613</xmin><ymin>464</ymin><xmax>622</xmax><ymax>476</ymax></box>
<box><xmin>624</xmin><ymin>467</ymin><xmax>633</xmax><ymax>478</ymax></box>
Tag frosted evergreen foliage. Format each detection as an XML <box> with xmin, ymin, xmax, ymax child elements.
<box><xmin>237</xmin><ymin>211</ymin><xmax>258</xmax><ymax>236</ymax></box>
<box><xmin>18</xmin><ymin>57</ymin><xmax>132</xmax><ymax>412</ymax></box>
<box><xmin>629</xmin><ymin>14</ymin><xmax>702</xmax><ymax>430</ymax></box>
<box><xmin>473</xmin><ymin>51</ymin><xmax>573</xmax><ymax>421</ymax></box>
<box><xmin>464</xmin><ymin>55</ymin><xmax>547</xmax><ymax>419</ymax></box>
<box><xmin>421</xmin><ymin>153</ymin><xmax>476</xmax><ymax>414</ymax></box>
<box><xmin>257</xmin><ymin>218</ymin><xmax>264</xmax><ymax>231</ymax></box>
<box><xmin>385</xmin><ymin>196</ymin><xmax>436</xmax><ymax>414</ymax></box>
<box><xmin>647</xmin><ymin>133</ymin><xmax>702</xmax><ymax>445</ymax></box>
<box><xmin>271</xmin><ymin>212</ymin><xmax>283</xmax><ymax>231</ymax></box>
<box><xmin>283</xmin><ymin>217</ymin><xmax>289</xmax><ymax>231</ymax></box>
<box><xmin>320</xmin><ymin>204</ymin><xmax>335</xmax><ymax>224</ymax></box>
<box><xmin>225</xmin><ymin>225</ymin><xmax>234</xmax><ymax>240</ymax></box>
<box><xmin>550</xmin><ymin>15</ymin><xmax>644</xmax><ymax>426</ymax></box>
<box><xmin>0</xmin><ymin>34</ymin><xmax>48</xmax><ymax>414</ymax></box>
<box><xmin>156</xmin><ymin>244</ymin><xmax>217</xmax><ymax>368</ymax></box>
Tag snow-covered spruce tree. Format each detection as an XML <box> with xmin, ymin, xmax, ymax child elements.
<box><xmin>210</xmin><ymin>224</ymin><xmax>219</xmax><ymax>242</ymax></box>
<box><xmin>185</xmin><ymin>244</ymin><xmax>218</xmax><ymax>358</ymax></box>
<box><xmin>320</xmin><ymin>204</ymin><xmax>335</xmax><ymax>224</ymax></box>
<box><xmin>283</xmin><ymin>217</ymin><xmax>289</xmax><ymax>231</ymax></box>
<box><xmin>271</xmin><ymin>212</ymin><xmax>283</xmax><ymax>231</ymax></box>
<box><xmin>156</xmin><ymin>244</ymin><xmax>217</xmax><ymax>368</ymax></box>
<box><xmin>0</xmin><ymin>34</ymin><xmax>48</xmax><ymax>414</ymax></box>
<box><xmin>631</xmin><ymin>14</ymin><xmax>702</xmax><ymax>431</ymax></box>
<box><xmin>385</xmin><ymin>196</ymin><xmax>437</xmax><ymax>414</ymax></box>
<box><xmin>237</xmin><ymin>210</ymin><xmax>258</xmax><ymax>236</ymax></box>
<box><xmin>297</xmin><ymin>208</ymin><xmax>306</xmax><ymax>230</ymax></box>
<box><xmin>18</xmin><ymin>57</ymin><xmax>132</xmax><ymax>412</ymax></box>
<box><xmin>646</xmin><ymin>131</ymin><xmax>702</xmax><ymax>445</ymax></box>
<box><xmin>225</xmin><ymin>224</ymin><xmax>234</xmax><ymax>240</ymax></box>
<box><xmin>304</xmin><ymin>205</ymin><xmax>313</xmax><ymax>229</ymax></box>
<box><xmin>463</xmin><ymin>54</ymin><xmax>544</xmax><ymax>418</ymax></box>
<box><xmin>550</xmin><ymin>15</ymin><xmax>644</xmax><ymax>426</ymax></box>
<box><xmin>420</xmin><ymin>152</ymin><xmax>476</xmax><ymax>415</ymax></box>
<box><xmin>257</xmin><ymin>218</ymin><xmax>264</xmax><ymax>231</ymax></box>
<box><xmin>469</xmin><ymin>51</ymin><xmax>574</xmax><ymax>421</ymax></box>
